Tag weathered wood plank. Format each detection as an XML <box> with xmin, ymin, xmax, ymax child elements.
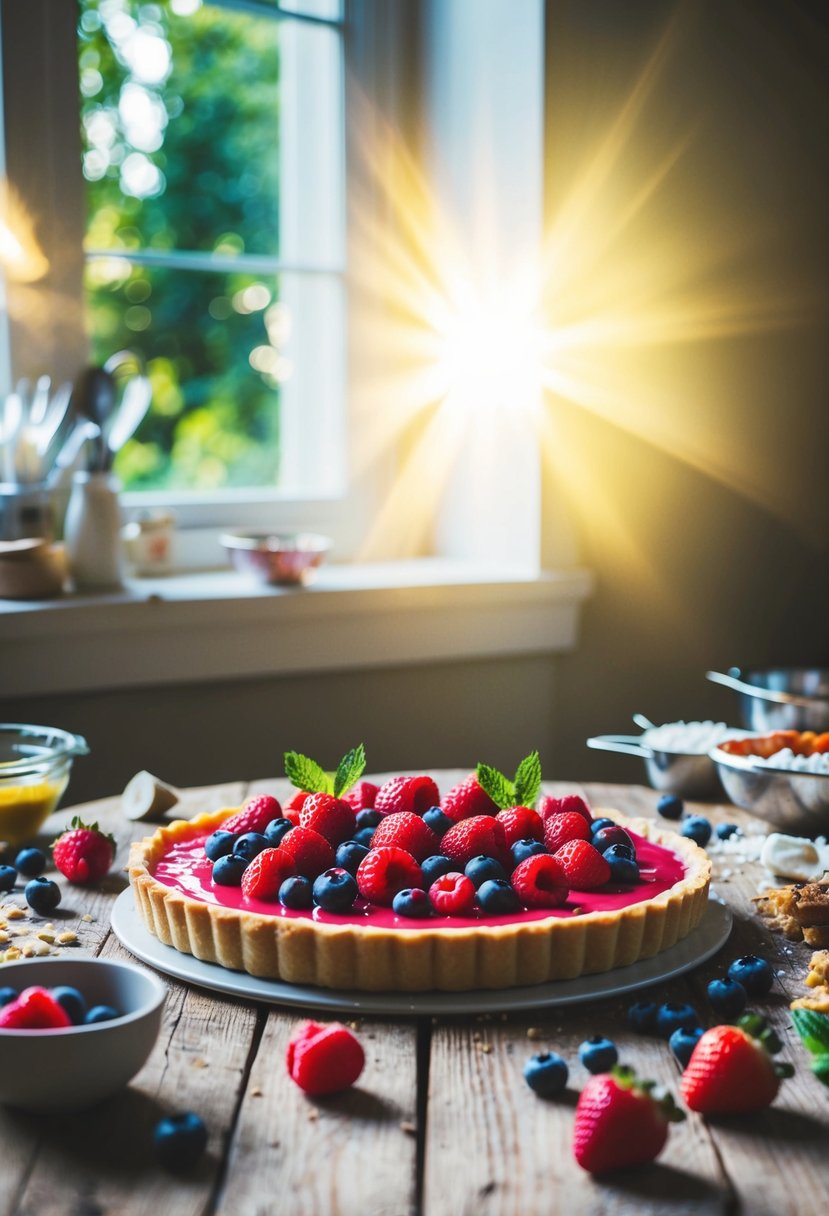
<box><xmin>219</xmin><ymin>1013</ymin><xmax>420</xmax><ymax>1216</ymax></box>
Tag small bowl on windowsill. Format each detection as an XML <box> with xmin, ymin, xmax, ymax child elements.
<box><xmin>220</xmin><ymin>531</ymin><xmax>331</xmax><ymax>587</ymax></box>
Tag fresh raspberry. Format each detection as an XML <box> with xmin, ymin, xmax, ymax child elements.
<box><xmin>51</xmin><ymin>817</ymin><xmax>115</xmax><ymax>886</ymax></box>
<box><xmin>299</xmin><ymin>792</ymin><xmax>356</xmax><ymax>847</ymax></box>
<box><xmin>342</xmin><ymin>781</ymin><xmax>379</xmax><ymax>812</ymax></box>
<box><xmin>374</xmin><ymin>775</ymin><xmax>440</xmax><ymax>817</ymax></box>
<box><xmin>285</xmin><ymin>790</ymin><xmax>312</xmax><ymax>815</ymax></box>
<box><xmin>224</xmin><ymin>795</ymin><xmax>282</xmax><ymax>836</ymax></box>
<box><xmin>240</xmin><ymin>848</ymin><xmax>297</xmax><ymax>901</ymax></box>
<box><xmin>286</xmin><ymin>1020</ymin><xmax>365</xmax><ymax>1095</ymax></box>
<box><xmin>496</xmin><ymin>806</ymin><xmax>544</xmax><ymax>847</ymax></box>
<box><xmin>441</xmin><ymin>815</ymin><xmax>509</xmax><ymax>868</ymax></box>
<box><xmin>538</xmin><ymin>793</ymin><xmax>592</xmax><ymax>825</ymax></box>
<box><xmin>356</xmin><ymin>846</ymin><xmax>423</xmax><ymax>905</ymax></box>
<box><xmin>278</xmin><ymin>827</ymin><xmax>335</xmax><ymax>879</ymax></box>
<box><xmin>554</xmin><ymin>839</ymin><xmax>611</xmax><ymax>890</ymax></box>
<box><xmin>512</xmin><ymin>854</ymin><xmax>569</xmax><ymax>908</ymax></box>
<box><xmin>428</xmin><ymin>872</ymin><xmax>476</xmax><ymax>916</ymax></box>
<box><xmin>0</xmin><ymin>986</ymin><xmax>72</xmax><ymax>1030</ymax></box>
<box><xmin>543</xmin><ymin>811</ymin><xmax>591</xmax><ymax>854</ymax></box>
<box><xmin>369</xmin><ymin>811</ymin><xmax>440</xmax><ymax>862</ymax></box>
<box><xmin>441</xmin><ymin>774</ymin><xmax>499</xmax><ymax>822</ymax></box>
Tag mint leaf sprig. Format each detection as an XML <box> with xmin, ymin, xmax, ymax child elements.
<box><xmin>284</xmin><ymin>744</ymin><xmax>366</xmax><ymax>799</ymax></box>
<box><xmin>476</xmin><ymin>751</ymin><xmax>542</xmax><ymax>810</ymax></box>
<box><xmin>791</xmin><ymin>1007</ymin><xmax>829</xmax><ymax>1087</ymax></box>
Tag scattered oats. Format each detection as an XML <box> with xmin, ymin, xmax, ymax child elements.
<box><xmin>527</xmin><ymin>1027</ymin><xmax>543</xmax><ymax>1040</ymax></box>
<box><xmin>21</xmin><ymin>945</ymin><xmax>35</xmax><ymax>957</ymax></box>
<box><xmin>6</xmin><ymin>908</ymin><xmax>25</xmax><ymax>921</ymax></box>
<box><xmin>400</xmin><ymin>1121</ymin><xmax>417</xmax><ymax>1136</ymax></box>
<box><xmin>4</xmin><ymin>947</ymin><xmax>21</xmax><ymax>961</ymax></box>
<box><xmin>36</xmin><ymin>932</ymin><xmax>55</xmax><ymax>944</ymax></box>
<box><xmin>250</xmin><ymin>1086</ymin><xmax>264</xmax><ymax>1098</ymax></box>
<box><xmin>347</xmin><ymin>1020</ymin><xmax>361</xmax><ymax>1031</ymax></box>
<box><xmin>43</xmin><ymin>923</ymin><xmax>55</xmax><ymax>933</ymax></box>
<box><xmin>57</xmin><ymin>931</ymin><xmax>77</xmax><ymax>945</ymax></box>
<box><xmin>81</xmin><ymin>914</ymin><xmax>94</xmax><ymax>923</ymax></box>
<box><xmin>192</xmin><ymin>1058</ymin><xmax>208</xmax><ymax>1069</ymax></box>
<box><xmin>33</xmin><ymin>942</ymin><xmax>51</xmax><ymax>957</ymax></box>
<box><xmin>307</xmin><ymin>1109</ymin><xmax>319</xmax><ymax>1122</ymax></box>
<box><xmin>478</xmin><ymin>1043</ymin><xmax>493</xmax><ymax>1054</ymax></box>
<box><xmin>0</xmin><ymin>931</ymin><xmax>8</xmax><ymax>944</ymax></box>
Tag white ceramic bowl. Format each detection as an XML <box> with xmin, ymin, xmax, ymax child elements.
<box><xmin>0</xmin><ymin>956</ymin><xmax>166</xmax><ymax>1112</ymax></box>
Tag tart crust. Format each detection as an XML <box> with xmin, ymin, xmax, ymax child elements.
<box><xmin>128</xmin><ymin>807</ymin><xmax>711</xmax><ymax>992</ymax></box>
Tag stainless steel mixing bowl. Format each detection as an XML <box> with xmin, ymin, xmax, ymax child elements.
<box><xmin>710</xmin><ymin>744</ymin><xmax>829</xmax><ymax>836</ymax></box>
<box><xmin>586</xmin><ymin>733</ymin><xmax>722</xmax><ymax>800</ymax></box>
<box><xmin>707</xmin><ymin>668</ymin><xmax>829</xmax><ymax>733</ymax></box>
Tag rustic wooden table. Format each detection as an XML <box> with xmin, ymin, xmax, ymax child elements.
<box><xmin>1</xmin><ymin>774</ymin><xmax>828</xmax><ymax>1216</ymax></box>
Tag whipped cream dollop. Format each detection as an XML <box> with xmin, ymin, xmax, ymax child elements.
<box><xmin>760</xmin><ymin>832</ymin><xmax>829</xmax><ymax>881</ymax></box>
<box><xmin>749</xmin><ymin>747</ymin><xmax>829</xmax><ymax>775</ymax></box>
<box><xmin>643</xmin><ymin>720</ymin><xmax>733</xmax><ymax>754</ymax></box>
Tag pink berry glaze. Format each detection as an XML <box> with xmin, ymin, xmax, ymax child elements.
<box><xmin>153</xmin><ymin>831</ymin><xmax>687</xmax><ymax>931</ymax></box>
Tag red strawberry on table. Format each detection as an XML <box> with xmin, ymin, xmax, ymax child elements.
<box><xmin>441</xmin><ymin>774</ymin><xmax>500</xmax><ymax>822</ymax></box>
<box><xmin>573</xmin><ymin>1066</ymin><xmax>684</xmax><ymax>1174</ymax></box>
<box><xmin>52</xmin><ymin>817</ymin><xmax>115</xmax><ymax>885</ymax></box>
<box><xmin>374</xmin><ymin>775</ymin><xmax>440</xmax><ymax>817</ymax></box>
<box><xmin>680</xmin><ymin>1014</ymin><xmax>794</xmax><ymax>1115</ymax></box>
<box><xmin>223</xmin><ymin>795</ymin><xmax>281</xmax><ymax>836</ymax></box>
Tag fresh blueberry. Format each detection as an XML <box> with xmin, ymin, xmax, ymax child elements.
<box><xmin>353</xmin><ymin>826</ymin><xmax>376</xmax><ymax>848</ymax></box>
<box><xmin>669</xmin><ymin>1025</ymin><xmax>703</xmax><ymax>1069</ymax></box>
<box><xmin>212</xmin><ymin>854</ymin><xmax>248</xmax><ymax>886</ymax></box>
<box><xmin>464</xmin><ymin>855</ymin><xmax>508</xmax><ymax>888</ymax></box>
<box><xmin>715</xmin><ymin>823</ymin><xmax>741</xmax><ymax>840</ymax></box>
<box><xmin>15</xmin><ymin>847</ymin><xmax>47</xmax><ymax>878</ymax></box>
<box><xmin>0</xmin><ymin>986</ymin><xmax>17</xmax><ymax>1007</ymax></box>
<box><xmin>232</xmin><ymin>832</ymin><xmax>269</xmax><ymax>862</ymax></box>
<box><xmin>335</xmin><ymin>840</ymin><xmax>370</xmax><ymax>876</ymax></box>
<box><xmin>477</xmin><ymin>878</ymin><xmax>520</xmax><ymax>914</ymax></box>
<box><xmin>85</xmin><ymin>1004</ymin><xmax>120</xmax><ymax>1024</ymax></box>
<box><xmin>727</xmin><ymin>954</ymin><xmax>774</xmax><ymax>997</ymax></box>
<box><xmin>579</xmin><ymin>1035</ymin><xmax>618</xmax><ymax>1074</ymax></box>
<box><xmin>278</xmin><ymin>875</ymin><xmax>313</xmax><ymax>909</ymax></box>
<box><xmin>356</xmin><ymin>809</ymin><xmax>382</xmax><ymax>831</ymax></box>
<box><xmin>312</xmin><ymin>867</ymin><xmax>358</xmax><ymax>913</ymax></box>
<box><xmin>707</xmin><ymin>977</ymin><xmax>747</xmax><ymax>1019</ymax></box>
<box><xmin>204</xmin><ymin>830</ymin><xmax>237</xmax><ymax>862</ymax></box>
<box><xmin>606</xmin><ymin>855</ymin><xmax>640</xmax><ymax>885</ymax></box>
<box><xmin>263</xmin><ymin>818</ymin><xmax>294</xmax><ymax>847</ymax></box>
<box><xmin>627</xmin><ymin>1000</ymin><xmax>658</xmax><ymax>1034</ymax></box>
<box><xmin>24</xmin><ymin>876</ymin><xmax>61</xmax><ymax>915</ymax></box>
<box><xmin>602</xmin><ymin>842</ymin><xmax>635</xmax><ymax>863</ymax></box>
<box><xmin>592</xmin><ymin>825</ymin><xmax>634</xmax><ymax>854</ymax></box>
<box><xmin>523</xmin><ymin>1052</ymin><xmax>569</xmax><ymax>1096</ymax></box>
<box><xmin>656</xmin><ymin>794</ymin><xmax>684</xmax><ymax>820</ymax></box>
<box><xmin>681</xmin><ymin>816</ymin><xmax>712</xmax><ymax>847</ymax></box>
<box><xmin>153</xmin><ymin>1111</ymin><xmax>208</xmax><ymax>1172</ymax></box>
<box><xmin>590</xmin><ymin>817</ymin><xmax>616</xmax><ymax>837</ymax></box>
<box><xmin>655</xmin><ymin>1001</ymin><xmax>701</xmax><ymax>1039</ymax></box>
<box><xmin>392</xmin><ymin>887</ymin><xmax>432</xmax><ymax>918</ymax></box>
<box><xmin>421</xmin><ymin>854</ymin><xmax>455</xmax><ymax>887</ymax></box>
<box><xmin>51</xmin><ymin>985</ymin><xmax>87</xmax><ymax>1025</ymax></box>
<box><xmin>0</xmin><ymin>864</ymin><xmax>17</xmax><ymax>893</ymax></box>
<box><xmin>511</xmin><ymin>839</ymin><xmax>547</xmax><ymax>866</ymax></box>
<box><xmin>423</xmin><ymin>807</ymin><xmax>453</xmax><ymax>836</ymax></box>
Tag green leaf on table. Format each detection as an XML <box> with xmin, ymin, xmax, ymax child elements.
<box><xmin>284</xmin><ymin>751</ymin><xmax>332</xmax><ymax>794</ymax></box>
<box><xmin>333</xmin><ymin>744</ymin><xmax>367</xmax><ymax>798</ymax></box>
<box><xmin>476</xmin><ymin>763</ymin><xmax>514</xmax><ymax>810</ymax></box>
<box><xmin>513</xmin><ymin>751</ymin><xmax>542</xmax><ymax>807</ymax></box>
<box><xmin>791</xmin><ymin>1007</ymin><xmax>829</xmax><ymax>1056</ymax></box>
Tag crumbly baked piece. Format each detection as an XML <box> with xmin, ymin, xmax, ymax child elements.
<box><xmin>129</xmin><ymin>808</ymin><xmax>711</xmax><ymax>992</ymax></box>
<box><xmin>754</xmin><ymin>882</ymin><xmax>829</xmax><ymax>948</ymax></box>
<box><xmin>791</xmin><ymin>949</ymin><xmax>829</xmax><ymax>1013</ymax></box>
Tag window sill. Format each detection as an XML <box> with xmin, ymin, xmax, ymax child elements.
<box><xmin>0</xmin><ymin>559</ymin><xmax>593</xmax><ymax>698</ymax></box>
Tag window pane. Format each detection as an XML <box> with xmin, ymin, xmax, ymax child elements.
<box><xmin>279</xmin><ymin>1</ymin><xmax>343</xmax><ymax>20</ymax></box>
<box><xmin>79</xmin><ymin>1</ymin><xmax>280</xmax><ymax>257</ymax></box>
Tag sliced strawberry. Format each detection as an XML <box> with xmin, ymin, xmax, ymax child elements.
<box><xmin>286</xmin><ymin>1020</ymin><xmax>365</xmax><ymax>1095</ymax></box>
<box><xmin>369</xmin><ymin>811</ymin><xmax>439</xmax><ymax>862</ymax></box>
<box><xmin>356</xmin><ymin>846</ymin><xmax>423</xmax><ymax>905</ymax></box>
<box><xmin>0</xmin><ymin>986</ymin><xmax>72</xmax><ymax>1030</ymax></box>
<box><xmin>224</xmin><ymin>795</ymin><xmax>282</xmax><ymax>836</ymax></box>
<box><xmin>441</xmin><ymin>774</ymin><xmax>499</xmax><ymax>822</ymax></box>
<box><xmin>374</xmin><ymin>775</ymin><xmax>440</xmax><ymax>818</ymax></box>
<box><xmin>538</xmin><ymin>793</ymin><xmax>592</xmax><ymax>825</ymax></box>
<box><xmin>543</xmin><ymin>811</ymin><xmax>591</xmax><ymax>854</ymax></box>
<box><xmin>554</xmin><ymin>839</ymin><xmax>610</xmax><ymax>890</ymax></box>
<box><xmin>573</xmin><ymin>1067</ymin><xmax>683</xmax><ymax>1174</ymax></box>
<box><xmin>680</xmin><ymin>1016</ymin><xmax>793</xmax><ymax>1114</ymax></box>
<box><xmin>241</xmin><ymin>848</ymin><xmax>296</xmax><ymax>902</ymax></box>
<box><xmin>496</xmin><ymin>806</ymin><xmax>543</xmax><ymax>847</ymax></box>
<box><xmin>278</xmin><ymin>827</ymin><xmax>335</xmax><ymax>879</ymax></box>
<box><xmin>511</xmin><ymin>854</ymin><xmax>569</xmax><ymax>908</ymax></box>
<box><xmin>441</xmin><ymin>815</ymin><xmax>509</xmax><ymax>868</ymax></box>
<box><xmin>299</xmin><ymin>792</ymin><xmax>356</xmax><ymax>847</ymax></box>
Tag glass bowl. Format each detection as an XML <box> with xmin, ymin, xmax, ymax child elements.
<box><xmin>0</xmin><ymin>724</ymin><xmax>89</xmax><ymax>847</ymax></box>
<box><xmin>221</xmin><ymin>531</ymin><xmax>331</xmax><ymax>586</ymax></box>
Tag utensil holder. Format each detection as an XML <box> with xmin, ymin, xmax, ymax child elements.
<box><xmin>64</xmin><ymin>470</ymin><xmax>125</xmax><ymax>590</ymax></box>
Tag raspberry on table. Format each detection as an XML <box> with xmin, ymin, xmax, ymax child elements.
<box><xmin>286</xmin><ymin>1020</ymin><xmax>365</xmax><ymax>1095</ymax></box>
<box><xmin>370</xmin><ymin>811</ymin><xmax>440</xmax><ymax>862</ymax></box>
<box><xmin>356</xmin><ymin>846</ymin><xmax>423</xmax><ymax>906</ymax></box>
<box><xmin>51</xmin><ymin>820</ymin><xmax>115</xmax><ymax>886</ymax></box>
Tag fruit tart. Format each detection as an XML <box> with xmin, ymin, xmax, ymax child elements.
<box><xmin>128</xmin><ymin>748</ymin><xmax>711</xmax><ymax>992</ymax></box>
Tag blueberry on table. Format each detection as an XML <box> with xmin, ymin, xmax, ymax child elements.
<box><xmin>24</xmin><ymin>876</ymin><xmax>61</xmax><ymax>915</ymax></box>
<box><xmin>669</xmin><ymin>1025</ymin><xmax>703</xmax><ymax>1069</ymax></box>
<box><xmin>707</xmin><ymin>977</ymin><xmax>747</xmax><ymax>1020</ymax></box>
<box><xmin>464</xmin><ymin>855</ymin><xmax>508</xmax><ymax>888</ymax></box>
<box><xmin>84</xmin><ymin>1004</ymin><xmax>120</xmax><ymax>1024</ymax></box>
<box><xmin>524</xmin><ymin>1052</ymin><xmax>569</xmax><ymax>1096</ymax></box>
<box><xmin>715</xmin><ymin>823</ymin><xmax>740</xmax><ymax>840</ymax></box>
<box><xmin>335</xmin><ymin>840</ymin><xmax>370</xmax><ymax>876</ymax></box>
<box><xmin>312</xmin><ymin>867</ymin><xmax>358</xmax><ymax>913</ymax></box>
<box><xmin>51</xmin><ymin>985</ymin><xmax>87</xmax><ymax>1025</ymax></box>
<box><xmin>212</xmin><ymin>854</ymin><xmax>248</xmax><ymax>886</ymax></box>
<box><xmin>153</xmin><ymin>1112</ymin><xmax>208</xmax><ymax>1172</ymax></box>
<box><xmin>680</xmin><ymin>816</ymin><xmax>712</xmax><ymax>847</ymax></box>
<box><xmin>263</xmin><ymin>818</ymin><xmax>294</xmax><ymax>847</ymax></box>
<box><xmin>627</xmin><ymin>1000</ymin><xmax>658</xmax><ymax>1034</ymax></box>
<box><xmin>0</xmin><ymin>864</ymin><xmax>17</xmax><ymax>893</ymax></box>
<box><xmin>203</xmin><ymin>830</ymin><xmax>237</xmax><ymax>862</ymax></box>
<box><xmin>655</xmin><ymin>1002</ymin><xmax>701</xmax><ymax>1039</ymax></box>
<box><xmin>477</xmin><ymin>879</ymin><xmax>521</xmax><ymax>914</ymax></box>
<box><xmin>510</xmin><ymin>839</ymin><xmax>547</xmax><ymax>866</ymax></box>
<box><xmin>278</xmin><ymin>875</ymin><xmax>313</xmax><ymax>909</ymax></box>
<box><xmin>392</xmin><ymin>887</ymin><xmax>432</xmax><ymax>918</ymax></box>
<box><xmin>579</xmin><ymin>1036</ymin><xmax>618</xmax><ymax>1074</ymax></box>
<box><xmin>656</xmin><ymin>794</ymin><xmax>684</xmax><ymax>821</ymax></box>
<box><xmin>727</xmin><ymin>954</ymin><xmax>774</xmax><ymax>997</ymax></box>
<box><xmin>15</xmin><ymin>847</ymin><xmax>47</xmax><ymax>878</ymax></box>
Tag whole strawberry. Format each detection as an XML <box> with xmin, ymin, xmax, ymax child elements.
<box><xmin>52</xmin><ymin>817</ymin><xmax>115</xmax><ymax>886</ymax></box>
<box><xmin>573</xmin><ymin>1066</ymin><xmax>684</xmax><ymax>1174</ymax></box>
<box><xmin>681</xmin><ymin>1014</ymin><xmax>794</xmax><ymax>1115</ymax></box>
